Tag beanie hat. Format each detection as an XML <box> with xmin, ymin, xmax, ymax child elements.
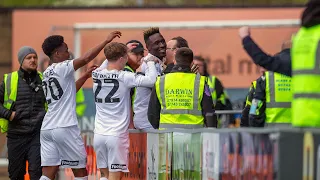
<box><xmin>18</xmin><ymin>46</ymin><xmax>37</xmax><ymax>65</ymax></box>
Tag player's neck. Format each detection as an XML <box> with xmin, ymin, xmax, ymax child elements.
<box><xmin>107</xmin><ymin>63</ymin><xmax>122</xmax><ymax>71</ymax></box>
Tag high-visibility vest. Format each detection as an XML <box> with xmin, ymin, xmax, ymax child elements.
<box><xmin>207</xmin><ymin>76</ymin><xmax>217</xmax><ymax>104</ymax></box>
<box><xmin>124</xmin><ymin>65</ymin><xmax>136</xmax><ymax>105</ymax></box>
<box><xmin>155</xmin><ymin>73</ymin><xmax>206</xmax><ymax>129</ymax></box>
<box><xmin>265</xmin><ymin>71</ymin><xmax>292</xmax><ymax>124</ymax></box>
<box><xmin>76</xmin><ymin>88</ymin><xmax>86</xmax><ymax>117</ymax></box>
<box><xmin>245</xmin><ymin>80</ymin><xmax>257</xmax><ymax>106</ymax></box>
<box><xmin>207</xmin><ymin>76</ymin><xmax>226</xmax><ymax>106</ymax></box>
<box><xmin>0</xmin><ymin>71</ymin><xmax>45</xmax><ymax>133</ymax></box>
<box><xmin>124</xmin><ymin>65</ymin><xmax>134</xmax><ymax>73</ymax></box>
<box><xmin>291</xmin><ymin>24</ymin><xmax>320</xmax><ymax>127</ymax></box>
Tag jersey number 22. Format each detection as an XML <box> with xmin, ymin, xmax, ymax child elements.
<box><xmin>93</xmin><ymin>79</ymin><xmax>120</xmax><ymax>103</ymax></box>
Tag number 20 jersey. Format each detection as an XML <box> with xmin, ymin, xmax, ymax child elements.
<box><xmin>41</xmin><ymin>60</ymin><xmax>78</xmax><ymax>130</ymax></box>
<box><xmin>92</xmin><ymin>69</ymin><xmax>139</xmax><ymax>138</ymax></box>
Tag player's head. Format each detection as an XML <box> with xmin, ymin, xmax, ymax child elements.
<box><xmin>143</xmin><ymin>27</ymin><xmax>166</xmax><ymax>60</ymax></box>
<box><xmin>126</xmin><ymin>40</ymin><xmax>145</xmax><ymax>70</ymax></box>
<box><xmin>42</xmin><ymin>35</ymin><xmax>70</xmax><ymax>63</ymax></box>
<box><xmin>18</xmin><ymin>46</ymin><xmax>38</xmax><ymax>72</ymax></box>
<box><xmin>174</xmin><ymin>47</ymin><xmax>193</xmax><ymax>67</ymax></box>
<box><xmin>193</xmin><ymin>55</ymin><xmax>207</xmax><ymax>76</ymax></box>
<box><xmin>166</xmin><ymin>36</ymin><xmax>189</xmax><ymax>65</ymax></box>
<box><xmin>104</xmin><ymin>42</ymin><xmax>128</xmax><ymax>69</ymax></box>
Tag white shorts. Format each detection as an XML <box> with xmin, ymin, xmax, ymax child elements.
<box><xmin>40</xmin><ymin>125</ymin><xmax>87</xmax><ymax>168</ymax></box>
<box><xmin>93</xmin><ymin>134</ymin><xmax>129</xmax><ymax>172</ymax></box>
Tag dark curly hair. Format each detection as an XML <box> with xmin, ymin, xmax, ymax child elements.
<box><xmin>143</xmin><ymin>27</ymin><xmax>160</xmax><ymax>44</ymax></box>
<box><xmin>42</xmin><ymin>35</ymin><xmax>64</xmax><ymax>57</ymax></box>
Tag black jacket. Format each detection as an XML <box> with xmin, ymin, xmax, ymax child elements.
<box><xmin>162</xmin><ymin>63</ymin><xmax>174</xmax><ymax>75</ymax></box>
<box><xmin>249</xmin><ymin>75</ymin><xmax>266</xmax><ymax>127</ymax></box>
<box><xmin>148</xmin><ymin>65</ymin><xmax>217</xmax><ymax>128</ymax></box>
<box><xmin>242</xmin><ymin>36</ymin><xmax>291</xmax><ymax>77</ymax></box>
<box><xmin>241</xmin><ymin>82</ymin><xmax>256</xmax><ymax>127</ymax></box>
<box><xmin>212</xmin><ymin>77</ymin><xmax>235</xmax><ymax>125</ymax></box>
<box><xmin>0</xmin><ymin>68</ymin><xmax>46</xmax><ymax>137</ymax></box>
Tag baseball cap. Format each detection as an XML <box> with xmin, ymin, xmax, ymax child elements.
<box><xmin>126</xmin><ymin>40</ymin><xmax>145</xmax><ymax>54</ymax></box>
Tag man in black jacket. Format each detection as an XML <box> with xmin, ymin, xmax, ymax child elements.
<box><xmin>0</xmin><ymin>46</ymin><xmax>46</xmax><ymax>179</ymax></box>
<box><xmin>239</xmin><ymin>26</ymin><xmax>292</xmax><ymax>77</ymax></box>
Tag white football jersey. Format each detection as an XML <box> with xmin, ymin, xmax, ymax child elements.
<box><xmin>133</xmin><ymin>60</ymin><xmax>162</xmax><ymax>129</ymax></box>
<box><xmin>93</xmin><ymin>61</ymin><xmax>157</xmax><ymax>138</ymax></box>
<box><xmin>41</xmin><ymin>60</ymin><xmax>78</xmax><ymax>130</ymax></box>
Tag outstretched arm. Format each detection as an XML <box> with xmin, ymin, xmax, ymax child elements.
<box><xmin>73</xmin><ymin>31</ymin><xmax>122</xmax><ymax>71</ymax></box>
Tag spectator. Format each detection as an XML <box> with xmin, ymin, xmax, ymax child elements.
<box><xmin>239</xmin><ymin>26</ymin><xmax>292</xmax><ymax>77</ymax></box>
<box><xmin>0</xmin><ymin>46</ymin><xmax>46</xmax><ymax>179</ymax></box>
<box><xmin>249</xmin><ymin>70</ymin><xmax>292</xmax><ymax>127</ymax></box>
<box><xmin>194</xmin><ymin>55</ymin><xmax>235</xmax><ymax>127</ymax></box>
<box><xmin>241</xmin><ymin>66</ymin><xmax>265</xmax><ymax>127</ymax></box>
<box><xmin>291</xmin><ymin>0</ymin><xmax>320</xmax><ymax>127</ymax></box>
<box><xmin>148</xmin><ymin>47</ymin><xmax>216</xmax><ymax>129</ymax></box>
<box><xmin>164</xmin><ymin>36</ymin><xmax>189</xmax><ymax>74</ymax></box>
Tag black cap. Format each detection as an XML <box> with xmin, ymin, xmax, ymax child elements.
<box><xmin>126</xmin><ymin>40</ymin><xmax>145</xmax><ymax>54</ymax></box>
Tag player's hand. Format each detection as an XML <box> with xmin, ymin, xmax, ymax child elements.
<box><xmin>106</xmin><ymin>31</ymin><xmax>122</xmax><ymax>43</ymax></box>
<box><xmin>127</xmin><ymin>43</ymin><xmax>139</xmax><ymax>51</ymax></box>
<box><xmin>191</xmin><ymin>63</ymin><xmax>199</xmax><ymax>74</ymax></box>
<box><xmin>84</xmin><ymin>65</ymin><xmax>98</xmax><ymax>79</ymax></box>
<box><xmin>9</xmin><ymin>111</ymin><xmax>15</xmax><ymax>121</ymax></box>
<box><xmin>136</xmin><ymin>64</ymin><xmax>142</xmax><ymax>73</ymax></box>
<box><xmin>239</xmin><ymin>26</ymin><xmax>250</xmax><ymax>39</ymax></box>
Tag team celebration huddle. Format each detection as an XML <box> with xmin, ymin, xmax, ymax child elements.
<box><xmin>36</xmin><ymin>26</ymin><xmax>217</xmax><ymax>180</ymax></box>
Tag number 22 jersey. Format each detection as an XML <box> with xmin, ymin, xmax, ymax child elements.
<box><xmin>92</xmin><ymin>62</ymin><xmax>157</xmax><ymax>138</ymax></box>
<box><xmin>41</xmin><ymin>60</ymin><xmax>78</xmax><ymax>130</ymax></box>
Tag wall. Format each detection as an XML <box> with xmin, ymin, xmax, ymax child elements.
<box><xmin>12</xmin><ymin>8</ymin><xmax>303</xmax><ymax>89</ymax></box>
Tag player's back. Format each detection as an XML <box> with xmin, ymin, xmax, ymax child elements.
<box><xmin>93</xmin><ymin>69</ymin><xmax>132</xmax><ymax>137</ymax></box>
<box><xmin>41</xmin><ymin>60</ymin><xmax>77</xmax><ymax>130</ymax></box>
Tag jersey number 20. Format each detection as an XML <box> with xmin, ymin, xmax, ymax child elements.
<box><xmin>93</xmin><ymin>79</ymin><xmax>120</xmax><ymax>103</ymax></box>
<box><xmin>42</xmin><ymin>77</ymin><xmax>64</xmax><ymax>104</ymax></box>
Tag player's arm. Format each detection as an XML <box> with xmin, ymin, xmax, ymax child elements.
<box><xmin>73</xmin><ymin>31</ymin><xmax>122</xmax><ymax>71</ymax></box>
<box><xmin>125</xmin><ymin>59</ymin><xmax>157</xmax><ymax>88</ymax></box>
<box><xmin>75</xmin><ymin>65</ymin><xmax>97</xmax><ymax>92</ymax></box>
<box><xmin>0</xmin><ymin>80</ymin><xmax>14</xmax><ymax>120</ymax></box>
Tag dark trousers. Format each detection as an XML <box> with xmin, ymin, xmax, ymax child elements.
<box><xmin>7</xmin><ymin>133</ymin><xmax>41</xmax><ymax>180</ymax></box>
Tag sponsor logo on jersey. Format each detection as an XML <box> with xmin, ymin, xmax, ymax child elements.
<box><xmin>111</xmin><ymin>164</ymin><xmax>127</xmax><ymax>170</ymax></box>
<box><xmin>61</xmin><ymin>160</ymin><xmax>79</xmax><ymax>166</ymax></box>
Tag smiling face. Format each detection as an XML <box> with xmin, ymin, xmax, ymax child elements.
<box><xmin>21</xmin><ymin>53</ymin><xmax>38</xmax><ymax>72</ymax></box>
<box><xmin>146</xmin><ymin>33</ymin><xmax>167</xmax><ymax>60</ymax></box>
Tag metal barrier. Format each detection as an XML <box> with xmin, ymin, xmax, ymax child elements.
<box><xmin>56</xmin><ymin>127</ymin><xmax>320</xmax><ymax>180</ymax></box>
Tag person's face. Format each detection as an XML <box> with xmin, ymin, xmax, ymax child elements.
<box><xmin>119</xmin><ymin>54</ymin><xmax>129</xmax><ymax>69</ymax></box>
<box><xmin>54</xmin><ymin>43</ymin><xmax>70</xmax><ymax>62</ymax></box>
<box><xmin>21</xmin><ymin>53</ymin><xmax>38</xmax><ymax>72</ymax></box>
<box><xmin>147</xmin><ymin>33</ymin><xmax>167</xmax><ymax>60</ymax></box>
<box><xmin>127</xmin><ymin>51</ymin><xmax>143</xmax><ymax>70</ymax></box>
<box><xmin>192</xmin><ymin>59</ymin><xmax>205</xmax><ymax>75</ymax></box>
<box><xmin>165</xmin><ymin>40</ymin><xmax>177</xmax><ymax>65</ymax></box>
